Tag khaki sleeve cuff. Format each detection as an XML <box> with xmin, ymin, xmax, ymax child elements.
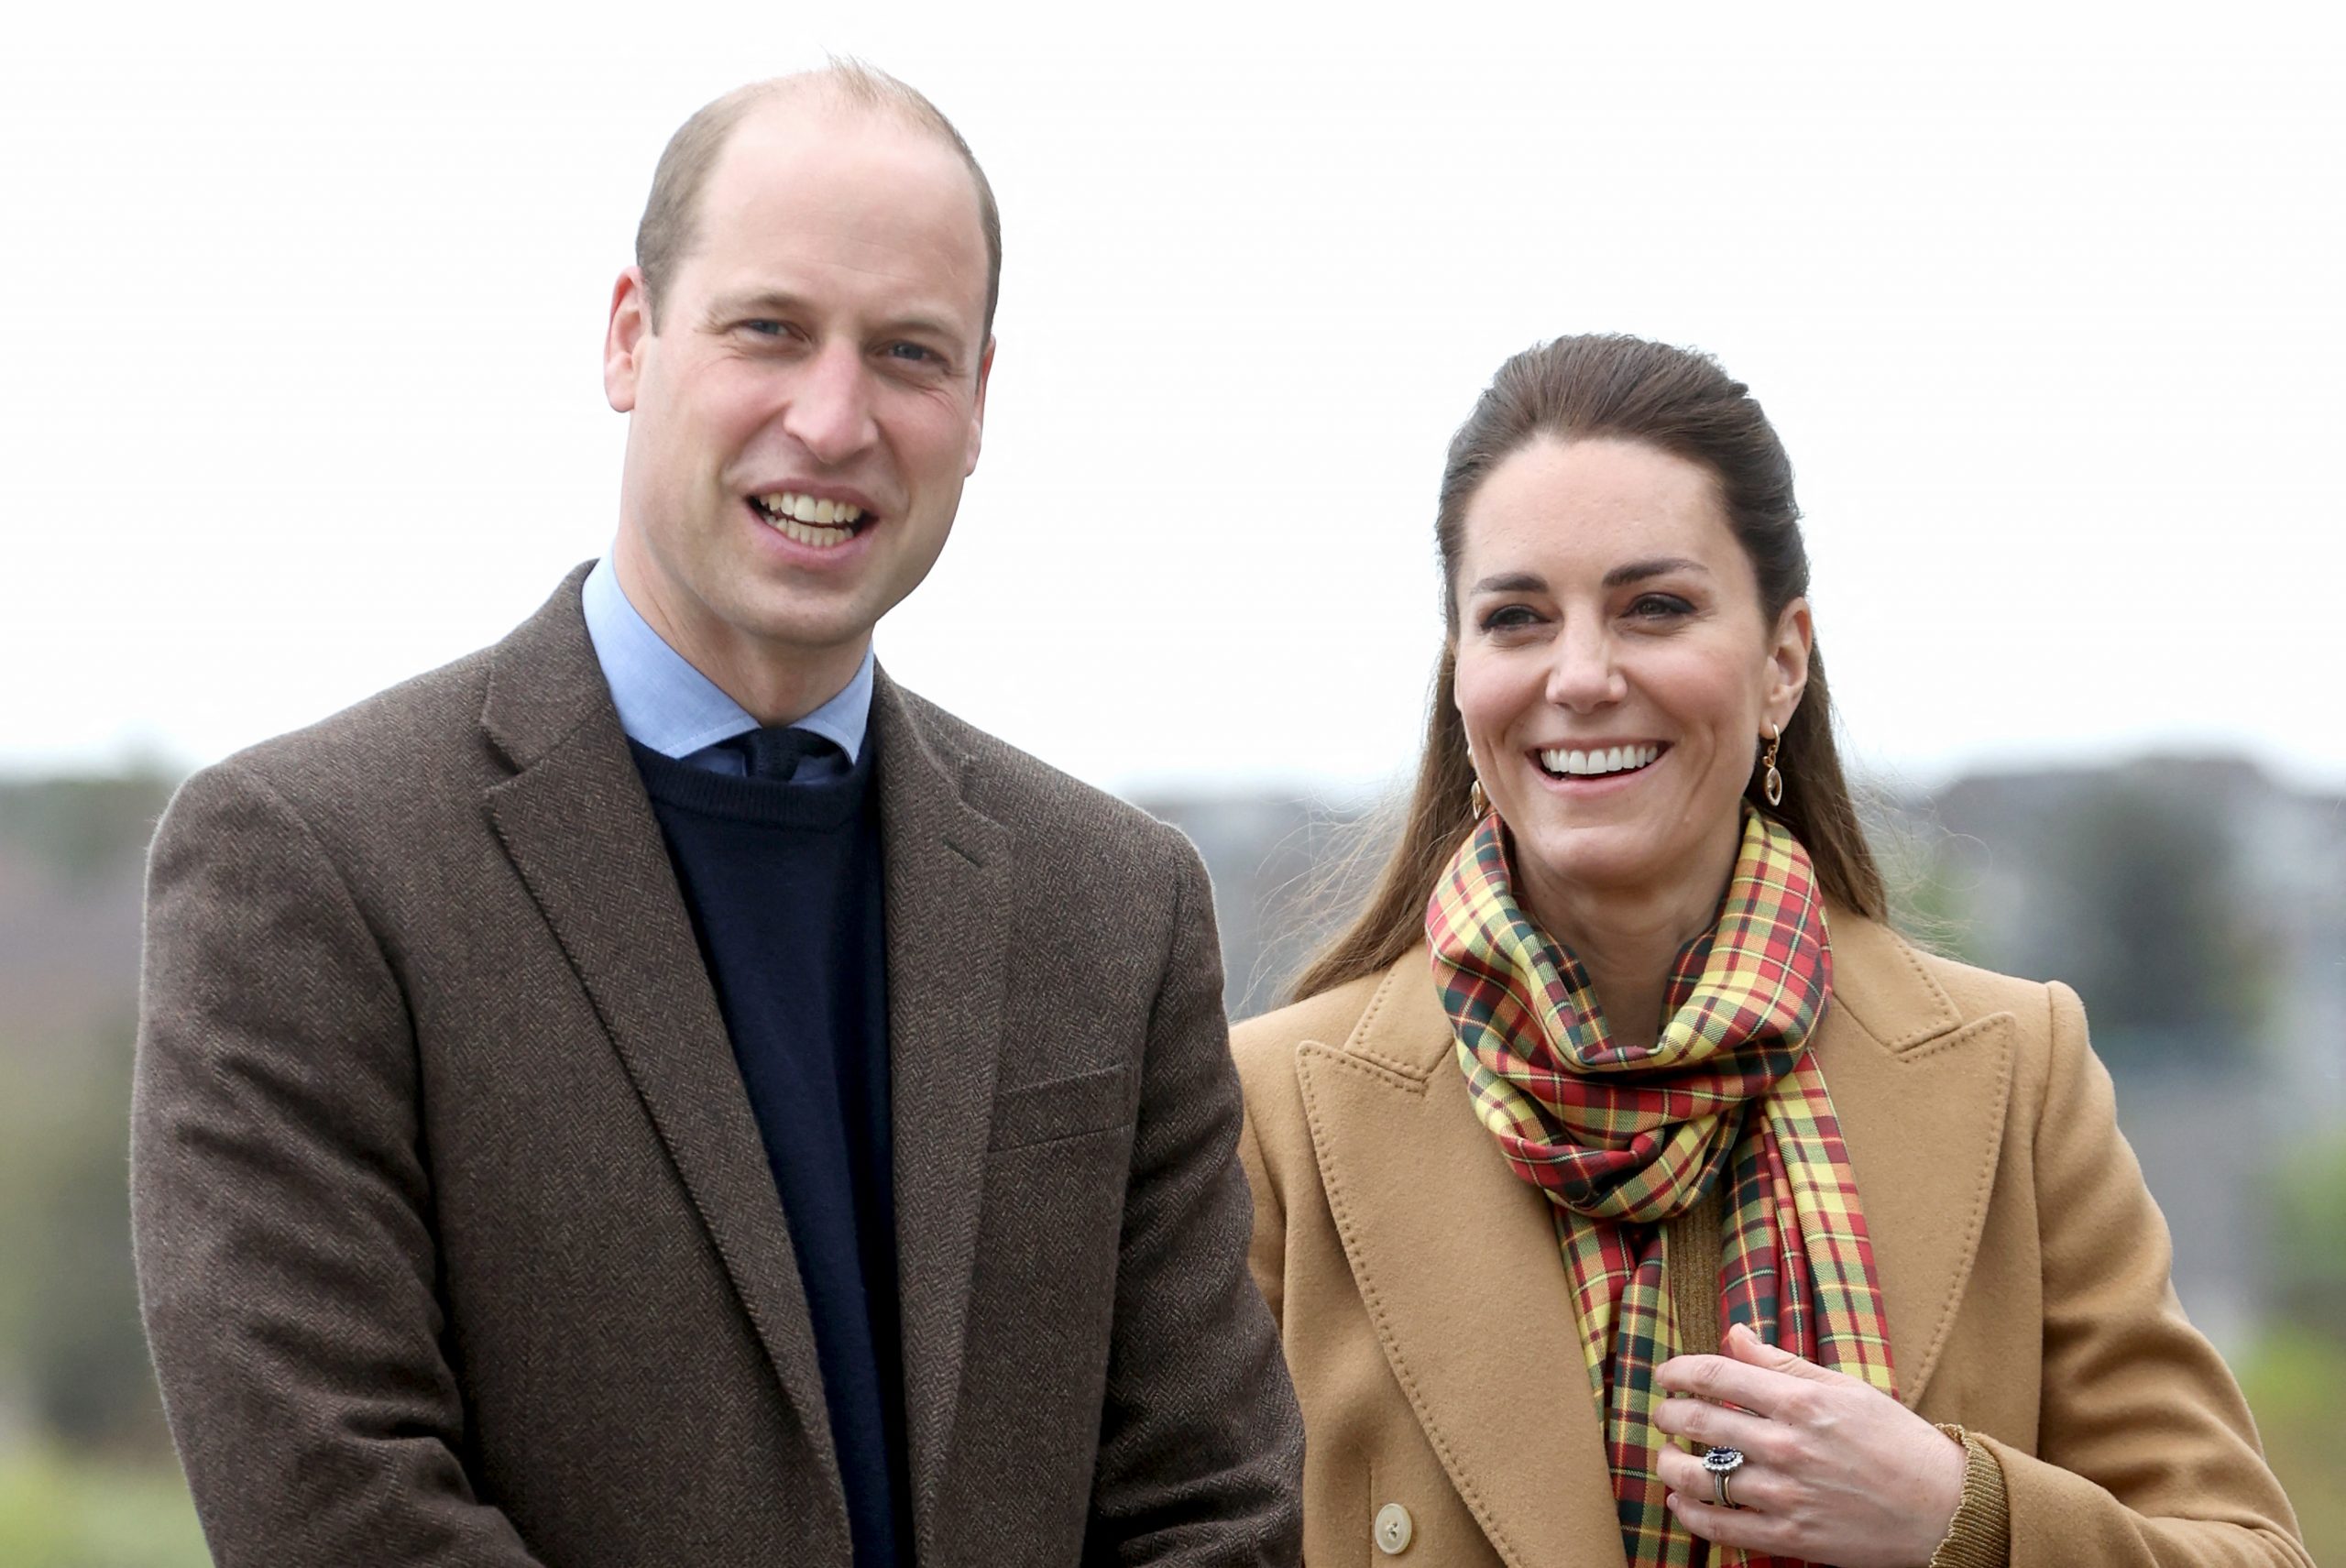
<box><xmin>1927</xmin><ymin>1423</ymin><xmax>2012</xmax><ymax>1568</ymax></box>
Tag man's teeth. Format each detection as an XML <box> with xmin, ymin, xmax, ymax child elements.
<box><xmin>754</xmin><ymin>491</ymin><xmax>865</xmax><ymax>548</ymax></box>
<box><xmin>755</xmin><ymin>492</ymin><xmax>865</xmax><ymax>526</ymax></box>
<box><xmin>1539</xmin><ymin>744</ymin><xmax>1661</xmax><ymax>778</ymax></box>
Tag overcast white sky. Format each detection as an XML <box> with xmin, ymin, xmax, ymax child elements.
<box><xmin>4</xmin><ymin>2</ymin><xmax>2340</xmax><ymax>800</ymax></box>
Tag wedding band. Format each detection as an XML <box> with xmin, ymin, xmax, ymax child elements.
<box><xmin>1703</xmin><ymin>1445</ymin><xmax>1747</xmax><ymax>1509</ymax></box>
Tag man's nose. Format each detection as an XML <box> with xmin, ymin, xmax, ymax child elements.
<box><xmin>1545</xmin><ymin>620</ymin><xmax>1626</xmax><ymax>711</ymax></box>
<box><xmin>781</xmin><ymin>342</ymin><xmax>879</xmax><ymax>466</ymax></box>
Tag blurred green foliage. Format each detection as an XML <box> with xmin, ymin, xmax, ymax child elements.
<box><xmin>0</xmin><ymin>1014</ymin><xmax>162</xmax><ymax>1450</ymax></box>
<box><xmin>0</xmin><ymin>1447</ymin><xmax>207</xmax><ymax>1567</ymax></box>
<box><xmin>2247</xmin><ymin>1129</ymin><xmax>2346</xmax><ymax>1563</ymax></box>
<box><xmin>2270</xmin><ymin>1133</ymin><xmax>2346</xmax><ymax>1345</ymax></box>
<box><xmin>2239</xmin><ymin>1328</ymin><xmax>2346</xmax><ymax>1565</ymax></box>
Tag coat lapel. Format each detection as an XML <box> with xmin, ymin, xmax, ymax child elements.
<box><xmin>1299</xmin><ymin>958</ymin><xmax>1628</xmax><ymax>1568</ymax></box>
<box><xmin>1809</xmin><ymin>912</ymin><xmax>2014</xmax><ymax>1407</ymax></box>
<box><xmin>477</xmin><ymin>567</ymin><xmax>847</xmax><ymax>1523</ymax></box>
<box><xmin>869</xmin><ymin>673</ymin><xmax>1010</xmax><ymax>1548</ymax></box>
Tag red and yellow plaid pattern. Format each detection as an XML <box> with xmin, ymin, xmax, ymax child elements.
<box><xmin>1427</xmin><ymin>807</ymin><xmax>1895</xmax><ymax>1568</ymax></box>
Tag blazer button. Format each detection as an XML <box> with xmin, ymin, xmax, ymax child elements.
<box><xmin>1375</xmin><ymin>1501</ymin><xmax>1414</xmax><ymax>1554</ymax></box>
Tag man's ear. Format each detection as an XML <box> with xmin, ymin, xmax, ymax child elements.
<box><xmin>604</xmin><ymin>268</ymin><xmax>652</xmax><ymax>413</ymax></box>
<box><xmin>1767</xmin><ymin>596</ymin><xmax>1814</xmax><ymax>728</ymax></box>
<box><xmin>964</xmin><ymin>336</ymin><xmax>995</xmax><ymax>477</ymax></box>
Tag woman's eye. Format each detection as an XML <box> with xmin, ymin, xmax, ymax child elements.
<box><xmin>1628</xmin><ymin>593</ymin><xmax>1694</xmax><ymax>620</ymax></box>
<box><xmin>1479</xmin><ymin>605</ymin><xmax>1542</xmax><ymax>632</ymax></box>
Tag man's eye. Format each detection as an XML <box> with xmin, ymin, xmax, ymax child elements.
<box><xmin>884</xmin><ymin>342</ymin><xmax>940</xmax><ymax>364</ymax></box>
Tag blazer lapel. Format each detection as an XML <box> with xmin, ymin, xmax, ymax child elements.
<box><xmin>869</xmin><ymin>672</ymin><xmax>1010</xmax><ymax>1547</ymax></box>
<box><xmin>1299</xmin><ymin>956</ymin><xmax>1628</xmax><ymax>1568</ymax></box>
<box><xmin>477</xmin><ymin>567</ymin><xmax>846</xmax><ymax>1519</ymax></box>
<box><xmin>1810</xmin><ymin>912</ymin><xmax>2015</xmax><ymax>1407</ymax></box>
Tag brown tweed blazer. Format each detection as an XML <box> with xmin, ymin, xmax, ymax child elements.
<box><xmin>131</xmin><ymin>567</ymin><xmax>1302</xmax><ymax>1567</ymax></box>
<box><xmin>1233</xmin><ymin>919</ymin><xmax>2307</xmax><ymax>1568</ymax></box>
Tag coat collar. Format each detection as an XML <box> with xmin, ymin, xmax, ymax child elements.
<box><xmin>1296</xmin><ymin>911</ymin><xmax>2011</xmax><ymax>1568</ymax></box>
<box><xmin>477</xmin><ymin>567</ymin><xmax>1014</xmax><ymax>1562</ymax></box>
<box><xmin>479</xmin><ymin>564</ymin><xmax>618</xmax><ymax>772</ymax></box>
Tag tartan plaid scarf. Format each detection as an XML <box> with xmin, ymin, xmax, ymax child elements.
<box><xmin>1427</xmin><ymin>806</ymin><xmax>1895</xmax><ymax>1568</ymax></box>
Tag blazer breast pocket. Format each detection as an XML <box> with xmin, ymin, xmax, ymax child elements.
<box><xmin>987</xmin><ymin>1062</ymin><xmax>1134</xmax><ymax>1152</ymax></box>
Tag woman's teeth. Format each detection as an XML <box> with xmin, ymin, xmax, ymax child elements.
<box><xmin>755</xmin><ymin>491</ymin><xmax>865</xmax><ymax>549</ymax></box>
<box><xmin>1538</xmin><ymin>744</ymin><xmax>1661</xmax><ymax>778</ymax></box>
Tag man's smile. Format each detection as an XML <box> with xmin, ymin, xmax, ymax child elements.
<box><xmin>750</xmin><ymin>488</ymin><xmax>874</xmax><ymax>550</ymax></box>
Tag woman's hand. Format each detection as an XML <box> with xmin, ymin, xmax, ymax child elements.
<box><xmin>1654</xmin><ymin>1322</ymin><xmax>1967</xmax><ymax>1568</ymax></box>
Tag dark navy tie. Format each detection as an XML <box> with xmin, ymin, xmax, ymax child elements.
<box><xmin>725</xmin><ymin>726</ymin><xmax>843</xmax><ymax>784</ymax></box>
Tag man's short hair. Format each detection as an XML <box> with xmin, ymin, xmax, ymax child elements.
<box><xmin>634</xmin><ymin>61</ymin><xmax>1003</xmax><ymax>344</ymax></box>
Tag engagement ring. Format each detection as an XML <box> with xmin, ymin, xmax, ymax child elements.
<box><xmin>1703</xmin><ymin>1445</ymin><xmax>1747</xmax><ymax>1509</ymax></box>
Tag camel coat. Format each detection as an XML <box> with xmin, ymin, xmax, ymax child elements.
<box><xmin>1233</xmin><ymin>915</ymin><xmax>2308</xmax><ymax>1568</ymax></box>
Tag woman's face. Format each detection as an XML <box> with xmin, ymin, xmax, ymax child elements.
<box><xmin>1451</xmin><ymin>436</ymin><xmax>1810</xmax><ymax>929</ymax></box>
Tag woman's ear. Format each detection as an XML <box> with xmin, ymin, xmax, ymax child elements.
<box><xmin>1767</xmin><ymin>598</ymin><xmax>1814</xmax><ymax>728</ymax></box>
<box><xmin>1444</xmin><ymin>640</ymin><xmax>1477</xmax><ymax>774</ymax></box>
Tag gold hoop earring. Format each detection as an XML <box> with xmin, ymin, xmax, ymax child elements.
<box><xmin>1469</xmin><ymin>777</ymin><xmax>1491</xmax><ymax>820</ymax></box>
<box><xmin>1760</xmin><ymin>722</ymin><xmax>1784</xmax><ymax>808</ymax></box>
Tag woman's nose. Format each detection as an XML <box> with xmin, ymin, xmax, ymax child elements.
<box><xmin>1545</xmin><ymin>623</ymin><xmax>1625</xmax><ymax>711</ymax></box>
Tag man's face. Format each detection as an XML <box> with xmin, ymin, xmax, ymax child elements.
<box><xmin>604</xmin><ymin>101</ymin><xmax>992</xmax><ymax>702</ymax></box>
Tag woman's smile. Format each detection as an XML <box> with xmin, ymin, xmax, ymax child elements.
<box><xmin>1527</xmin><ymin>741</ymin><xmax>1668</xmax><ymax>785</ymax></box>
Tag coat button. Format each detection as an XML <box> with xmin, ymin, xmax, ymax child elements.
<box><xmin>1375</xmin><ymin>1501</ymin><xmax>1414</xmax><ymax>1554</ymax></box>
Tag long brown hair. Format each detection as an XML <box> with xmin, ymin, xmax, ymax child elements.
<box><xmin>1292</xmin><ymin>334</ymin><xmax>1885</xmax><ymax>1001</ymax></box>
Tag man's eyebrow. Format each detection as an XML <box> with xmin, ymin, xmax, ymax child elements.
<box><xmin>1602</xmin><ymin>556</ymin><xmax>1708</xmax><ymax>588</ymax></box>
<box><xmin>707</xmin><ymin>291</ymin><xmax>969</xmax><ymax>345</ymax></box>
<box><xmin>706</xmin><ymin>289</ymin><xmax>806</xmax><ymax>322</ymax></box>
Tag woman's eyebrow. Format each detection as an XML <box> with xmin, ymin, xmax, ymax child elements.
<box><xmin>1469</xmin><ymin>559</ymin><xmax>1710</xmax><ymax>596</ymax></box>
<box><xmin>1603</xmin><ymin>556</ymin><xmax>1708</xmax><ymax>588</ymax></box>
<box><xmin>1469</xmin><ymin>571</ymin><xmax>1548</xmax><ymax>596</ymax></box>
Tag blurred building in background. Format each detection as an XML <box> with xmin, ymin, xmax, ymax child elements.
<box><xmin>1913</xmin><ymin>758</ymin><xmax>2346</xmax><ymax>1349</ymax></box>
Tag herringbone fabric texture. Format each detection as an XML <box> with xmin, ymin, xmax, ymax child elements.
<box><xmin>1427</xmin><ymin>807</ymin><xmax>1895</xmax><ymax>1568</ymax></box>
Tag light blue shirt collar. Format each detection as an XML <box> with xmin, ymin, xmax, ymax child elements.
<box><xmin>580</xmin><ymin>554</ymin><xmax>873</xmax><ymax>768</ymax></box>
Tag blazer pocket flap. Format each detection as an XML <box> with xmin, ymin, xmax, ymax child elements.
<box><xmin>988</xmin><ymin>1062</ymin><xmax>1134</xmax><ymax>1151</ymax></box>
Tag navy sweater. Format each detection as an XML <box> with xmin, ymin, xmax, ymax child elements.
<box><xmin>630</xmin><ymin>740</ymin><xmax>909</xmax><ymax>1568</ymax></box>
